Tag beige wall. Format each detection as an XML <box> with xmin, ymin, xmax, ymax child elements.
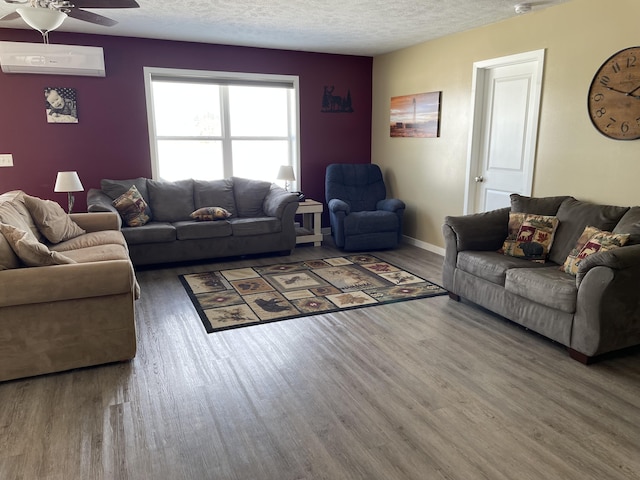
<box><xmin>372</xmin><ymin>0</ymin><xmax>640</xmax><ymax>250</ymax></box>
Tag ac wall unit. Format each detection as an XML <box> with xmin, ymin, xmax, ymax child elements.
<box><xmin>0</xmin><ymin>42</ymin><xmax>105</xmax><ymax>77</ymax></box>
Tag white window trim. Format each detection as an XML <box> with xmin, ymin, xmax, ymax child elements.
<box><xmin>143</xmin><ymin>66</ymin><xmax>301</xmax><ymax>189</ymax></box>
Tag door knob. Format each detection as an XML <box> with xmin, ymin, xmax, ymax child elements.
<box><xmin>474</xmin><ymin>175</ymin><xmax>484</xmax><ymax>183</ymax></box>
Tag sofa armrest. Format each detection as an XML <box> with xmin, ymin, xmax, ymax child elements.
<box><xmin>70</xmin><ymin>212</ymin><xmax>121</xmax><ymax>232</ymax></box>
<box><xmin>263</xmin><ymin>185</ymin><xmax>299</xmax><ymax>218</ymax></box>
<box><xmin>0</xmin><ymin>260</ymin><xmax>136</xmax><ymax>308</ymax></box>
<box><xmin>572</xmin><ymin>258</ymin><xmax>640</xmax><ymax>356</ymax></box>
<box><xmin>377</xmin><ymin>198</ymin><xmax>405</xmax><ymax>212</ymax></box>
<box><xmin>577</xmin><ymin>244</ymin><xmax>640</xmax><ymax>279</ymax></box>
<box><xmin>443</xmin><ymin>207</ymin><xmax>510</xmax><ymax>252</ymax></box>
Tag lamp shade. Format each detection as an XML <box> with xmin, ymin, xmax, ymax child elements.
<box><xmin>17</xmin><ymin>7</ymin><xmax>67</xmax><ymax>34</ymax></box>
<box><xmin>54</xmin><ymin>171</ymin><xmax>84</xmax><ymax>193</ymax></box>
<box><xmin>276</xmin><ymin>165</ymin><xmax>296</xmax><ymax>182</ymax></box>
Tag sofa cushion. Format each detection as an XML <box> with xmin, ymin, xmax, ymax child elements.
<box><xmin>505</xmin><ymin>267</ymin><xmax>578</xmax><ymax>313</ymax></box>
<box><xmin>0</xmin><ymin>197</ymin><xmax>44</xmax><ymax>243</ymax></box>
<box><xmin>502</xmin><ymin>213</ymin><xmax>558</xmax><ymax>263</ymax></box>
<box><xmin>23</xmin><ymin>195</ymin><xmax>85</xmax><ymax>243</ymax></box>
<box><xmin>548</xmin><ymin>198</ymin><xmax>629</xmax><ymax>265</ymax></box>
<box><xmin>510</xmin><ymin>194</ymin><xmax>571</xmax><ymax>215</ymax></box>
<box><xmin>232</xmin><ymin>177</ymin><xmax>271</xmax><ymax>217</ymax></box>
<box><xmin>174</xmin><ymin>220</ymin><xmax>232</xmax><ymax>240</ymax></box>
<box><xmin>193</xmin><ymin>179</ymin><xmax>237</xmax><ymax>216</ymax></box>
<box><xmin>101</xmin><ymin>177</ymin><xmax>150</xmax><ymax>203</ymax></box>
<box><xmin>112</xmin><ymin>185</ymin><xmax>151</xmax><ymax>227</ymax></box>
<box><xmin>62</xmin><ymin>244</ymin><xmax>131</xmax><ymax>263</ymax></box>
<box><xmin>614</xmin><ymin>206</ymin><xmax>640</xmax><ymax>245</ymax></box>
<box><xmin>190</xmin><ymin>206</ymin><xmax>232</xmax><ymax>221</ymax></box>
<box><xmin>229</xmin><ymin>217</ymin><xmax>281</xmax><ymax>236</ymax></box>
<box><xmin>457</xmin><ymin>250</ymin><xmax>550</xmax><ymax>286</ymax></box>
<box><xmin>0</xmin><ymin>232</ymin><xmax>20</xmax><ymax>270</ymax></box>
<box><xmin>562</xmin><ymin>226</ymin><xmax>630</xmax><ymax>276</ymax></box>
<box><xmin>51</xmin><ymin>230</ymin><xmax>128</xmax><ymax>252</ymax></box>
<box><xmin>148</xmin><ymin>179</ymin><xmax>194</xmax><ymax>222</ymax></box>
<box><xmin>0</xmin><ymin>223</ymin><xmax>76</xmax><ymax>267</ymax></box>
<box><xmin>121</xmin><ymin>222</ymin><xmax>176</xmax><ymax>245</ymax></box>
<box><xmin>344</xmin><ymin>210</ymin><xmax>399</xmax><ymax>235</ymax></box>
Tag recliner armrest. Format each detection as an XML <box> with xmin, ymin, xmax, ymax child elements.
<box><xmin>377</xmin><ymin>198</ymin><xmax>405</xmax><ymax>212</ymax></box>
<box><xmin>328</xmin><ymin>198</ymin><xmax>350</xmax><ymax>214</ymax></box>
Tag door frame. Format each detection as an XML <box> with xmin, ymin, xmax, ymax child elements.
<box><xmin>463</xmin><ymin>49</ymin><xmax>545</xmax><ymax>214</ymax></box>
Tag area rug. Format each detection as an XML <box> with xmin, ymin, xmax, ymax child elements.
<box><xmin>180</xmin><ymin>254</ymin><xmax>447</xmax><ymax>333</ymax></box>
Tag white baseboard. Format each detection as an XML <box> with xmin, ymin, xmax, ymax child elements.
<box><xmin>402</xmin><ymin>235</ymin><xmax>445</xmax><ymax>256</ymax></box>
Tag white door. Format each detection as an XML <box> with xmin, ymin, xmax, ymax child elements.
<box><xmin>464</xmin><ymin>50</ymin><xmax>545</xmax><ymax>213</ymax></box>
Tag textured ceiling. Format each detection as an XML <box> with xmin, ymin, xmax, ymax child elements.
<box><xmin>0</xmin><ymin>0</ymin><xmax>570</xmax><ymax>56</ymax></box>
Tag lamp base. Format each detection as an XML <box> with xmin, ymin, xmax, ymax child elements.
<box><xmin>67</xmin><ymin>192</ymin><xmax>75</xmax><ymax>214</ymax></box>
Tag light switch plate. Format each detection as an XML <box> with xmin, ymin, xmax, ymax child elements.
<box><xmin>0</xmin><ymin>154</ymin><xmax>13</xmax><ymax>167</ymax></box>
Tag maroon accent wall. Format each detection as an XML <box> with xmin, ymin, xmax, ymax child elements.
<box><xmin>0</xmin><ymin>29</ymin><xmax>372</xmax><ymax>212</ymax></box>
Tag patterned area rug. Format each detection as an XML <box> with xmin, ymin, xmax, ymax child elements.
<box><xmin>180</xmin><ymin>254</ymin><xmax>447</xmax><ymax>333</ymax></box>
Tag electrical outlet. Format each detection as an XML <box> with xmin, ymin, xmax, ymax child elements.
<box><xmin>0</xmin><ymin>154</ymin><xmax>13</xmax><ymax>167</ymax></box>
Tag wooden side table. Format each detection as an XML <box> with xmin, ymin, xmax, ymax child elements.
<box><xmin>295</xmin><ymin>199</ymin><xmax>323</xmax><ymax>246</ymax></box>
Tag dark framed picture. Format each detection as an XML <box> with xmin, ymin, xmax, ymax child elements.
<box><xmin>45</xmin><ymin>87</ymin><xmax>78</xmax><ymax>123</ymax></box>
<box><xmin>390</xmin><ymin>91</ymin><xmax>441</xmax><ymax>138</ymax></box>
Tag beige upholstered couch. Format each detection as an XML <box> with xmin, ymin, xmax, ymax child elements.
<box><xmin>0</xmin><ymin>190</ymin><xmax>138</xmax><ymax>382</ymax></box>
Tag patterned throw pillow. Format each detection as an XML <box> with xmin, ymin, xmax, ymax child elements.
<box><xmin>190</xmin><ymin>206</ymin><xmax>232</xmax><ymax>221</ymax></box>
<box><xmin>502</xmin><ymin>213</ymin><xmax>559</xmax><ymax>262</ymax></box>
<box><xmin>112</xmin><ymin>185</ymin><xmax>151</xmax><ymax>227</ymax></box>
<box><xmin>562</xmin><ymin>226</ymin><xmax>630</xmax><ymax>275</ymax></box>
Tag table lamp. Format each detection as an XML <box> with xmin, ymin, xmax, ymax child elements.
<box><xmin>276</xmin><ymin>165</ymin><xmax>295</xmax><ymax>191</ymax></box>
<box><xmin>54</xmin><ymin>171</ymin><xmax>84</xmax><ymax>214</ymax></box>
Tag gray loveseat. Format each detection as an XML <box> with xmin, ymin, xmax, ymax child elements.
<box><xmin>442</xmin><ymin>194</ymin><xmax>640</xmax><ymax>363</ymax></box>
<box><xmin>88</xmin><ymin>177</ymin><xmax>299</xmax><ymax>266</ymax></box>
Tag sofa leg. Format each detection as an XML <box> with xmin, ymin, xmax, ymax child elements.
<box><xmin>448</xmin><ymin>292</ymin><xmax>460</xmax><ymax>301</ymax></box>
<box><xmin>568</xmin><ymin>348</ymin><xmax>594</xmax><ymax>365</ymax></box>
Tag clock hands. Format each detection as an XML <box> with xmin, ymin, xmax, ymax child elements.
<box><xmin>603</xmin><ymin>85</ymin><xmax>640</xmax><ymax>98</ymax></box>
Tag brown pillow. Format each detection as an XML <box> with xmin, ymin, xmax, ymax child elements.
<box><xmin>23</xmin><ymin>195</ymin><xmax>85</xmax><ymax>244</ymax></box>
<box><xmin>112</xmin><ymin>185</ymin><xmax>151</xmax><ymax>227</ymax></box>
<box><xmin>0</xmin><ymin>223</ymin><xmax>76</xmax><ymax>267</ymax></box>
<box><xmin>190</xmin><ymin>206</ymin><xmax>232</xmax><ymax>221</ymax></box>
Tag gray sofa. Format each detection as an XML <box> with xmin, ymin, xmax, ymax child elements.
<box><xmin>87</xmin><ymin>177</ymin><xmax>299</xmax><ymax>266</ymax></box>
<box><xmin>442</xmin><ymin>194</ymin><xmax>640</xmax><ymax>363</ymax></box>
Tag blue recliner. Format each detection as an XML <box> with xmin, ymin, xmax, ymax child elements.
<box><xmin>325</xmin><ymin>163</ymin><xmax>405</xmax><ymax>251</ymax></box>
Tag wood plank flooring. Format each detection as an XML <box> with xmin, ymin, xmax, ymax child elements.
<box><xmin>1</xmin><ymin>242</ymin><xmax>640</xmax><ymax>479</ymax></box>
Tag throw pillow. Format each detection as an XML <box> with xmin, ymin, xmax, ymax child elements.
<box><xmin>562</xmin><ymin>226</ymin><xmax>630</xmax><ymax>275</ymax></box>
<box><xmin>502</xmin><ymin>213</ymin><xmax>559</xmax><ymax>262</ymax></box>
<box><xmin>23</xmin><ymin>195</ymin><xmax>86</xmax><ymax>244</ymax></box>
<box><xmin>112</xmin><ymin>185</ymin><xmax>151</xmax><ymax>227</ymax></box>
<box><xmin>0</xmin><ymin>223</ymin><xmax>76</xmax><ymax>267</ymax></box>
<box><xmin>190</xmin><ymin>206</ymin><xmax>232</xmax><ymax>221</ymax></box>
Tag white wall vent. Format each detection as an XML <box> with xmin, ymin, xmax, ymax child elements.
<box><xmin>0</xmin><ymin>42</ymin><xmax>105</xmax><ymax>77</ymax></box>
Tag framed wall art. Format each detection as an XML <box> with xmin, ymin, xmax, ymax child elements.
<box><xmin>390</xmin><ymin>91</ymin><xmax>441</xmax><ymax>138</ymax></box>
<box><xmin>45</xmin><ymin>87</ymin><xmax>78</xmax><ymax>124</ymax></box>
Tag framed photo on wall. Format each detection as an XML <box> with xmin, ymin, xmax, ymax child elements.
<box><xmin>45</xmin><ymin>87</ymin><xmax>78</xmax><ymax>123</ymax></box>
<box><xmin>390</xmin><ymin>91</ymin><xmax>441</xmax><ymax>138</ymax></box>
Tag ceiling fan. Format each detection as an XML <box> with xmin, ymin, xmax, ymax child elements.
<box><xmin>0</xmin><ymin>0</ymin><xmax>139</xmax><ymax>42</ymax></box>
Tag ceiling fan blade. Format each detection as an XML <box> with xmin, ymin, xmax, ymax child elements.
<box><xmin>3</xmin><ymin>0</ymin><xmax>29</xmax><ymax>4</ymax></box>
<box><xmin>0</xmin><ymin>11</ymin><xmax>21</xmax><ymax>21</ymax></box>
<box><xmin>70</xmin><ymin>0</ymin><xmax>139</xmax><ymax>8</ymax></box>
<box><xmin>65</xmin><ymin>8</ymin><xmax>117</xmax><ymax>26</ymax></box>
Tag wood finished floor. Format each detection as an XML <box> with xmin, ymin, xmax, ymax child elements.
<box><xmin>1</xmin><ymin>242</ymin><xmax>640</xmax><ymax>480</ymax></box>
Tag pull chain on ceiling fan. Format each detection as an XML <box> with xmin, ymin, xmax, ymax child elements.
<box><xmin>0</xmin><ymin>0</ymin><xmax>140</xmax><ymax>43</ymax></box>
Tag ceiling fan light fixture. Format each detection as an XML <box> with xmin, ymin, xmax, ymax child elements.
<box><xmin>514</xmin><ymin>3</ymin><xmax>532</xmax><ymax>15</ymax></box>
<box><xmin>17</xmin><ymin>7</ymin><xmax>67</xmax><ymax>34</ymax></box>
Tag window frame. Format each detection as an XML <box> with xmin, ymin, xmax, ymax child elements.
<box><xmin>143</xmin><ymin>66</ymin><xmax>300</xmax><ymax>190</ymax></box>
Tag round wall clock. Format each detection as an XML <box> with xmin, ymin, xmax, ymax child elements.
<box><xmin>588</xmin><ymin>46</ymin><xmax>640</xmax><ymax>140</ymax></box>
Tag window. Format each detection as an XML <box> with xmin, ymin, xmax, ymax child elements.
<box><xmin>144</xmin><ymin>67</ymin><xmax>299</xmax><ymax>189</ymax></box>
